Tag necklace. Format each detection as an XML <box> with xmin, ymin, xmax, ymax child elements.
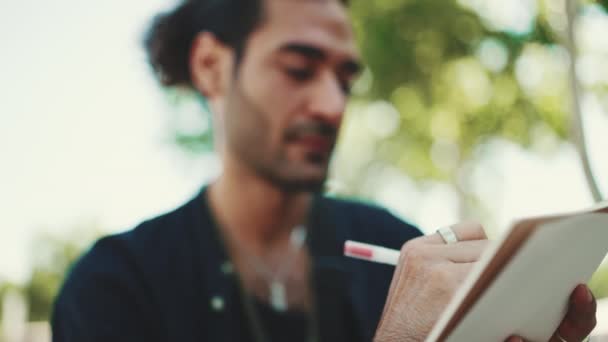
<box><xmin>256</xmin><ymin>225</ymin><xmax>307</xmax><ymax>311</ymax></box>
<box><xmin>231</xmin><ymin>225</ymin><xmax>319</xmax><ymax>342</ymax></box>
<box><xmin>231</xmin><ymin>225</ymin><xmax>308</xmax><ymax>312</ymax></box>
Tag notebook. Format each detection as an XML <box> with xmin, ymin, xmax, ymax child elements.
<box><xmin>426</xmin><ymin>203</ymin><xmax>608</xmax><ymax>342</ymax></box>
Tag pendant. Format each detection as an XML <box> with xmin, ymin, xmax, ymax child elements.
<box><xmin>270</xmin><ymin>280</ymin><xmax>288</xmax><ymax>312</ymax></box>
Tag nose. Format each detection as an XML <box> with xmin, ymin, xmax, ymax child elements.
<box><xmin>307</xmin><ymin>71</ymin><xmax>347</xmax><ymax>127</ymax></box>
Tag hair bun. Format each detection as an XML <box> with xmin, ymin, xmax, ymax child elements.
<box><xmin>144</xmin><ymin>1</ymin><xmax>199</xmax><ymax>87</ymax></box>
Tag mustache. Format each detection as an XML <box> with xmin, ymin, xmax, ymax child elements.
<box><xmin>284</xmin><ymin>122</ymin><xmax>337</xmax><ymax>141</ymax></box>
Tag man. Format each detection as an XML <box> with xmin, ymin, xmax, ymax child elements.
<box><xmin>52</xmin><ymin>0</ymin><xmax>597</xmax><ymax>341</ymax></box>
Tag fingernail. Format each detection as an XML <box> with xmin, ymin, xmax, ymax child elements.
<box><xmin>585</xmin><ymin>286</ymin><xmax>594</xmax><ymax>303</ymax></box>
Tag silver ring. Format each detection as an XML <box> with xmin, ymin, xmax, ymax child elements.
<box><xmin>556</xmin><ymin>333</ymin><xmax>568</xmax><ymax>342</ymax></box>
<box><xmin>436</xmin><ymin>226</ymin><xmax>458</xmax><ymax>244</ymax></box>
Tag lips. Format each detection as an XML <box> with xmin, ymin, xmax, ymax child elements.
<box><xmin>294</xmin><ymin>134</ymin><xmax>334</xmax><ymax>153</ymax></box>
<box><xmin>285</xmin><ymin>122</ymin><xmax>337</xmax><ymax>155</ymax></box>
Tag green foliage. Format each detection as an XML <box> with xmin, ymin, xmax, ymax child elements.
<box><xmin>0</xmin><ymin>282</ymin><xmax>22</xmax><ymax>325</ymax></box>
<box><xmin>25</xmin><ymin>271</ymin><xmax>62</xmax><ymax>322</ymax></box>
<box><xmin>345</xmin><ymin>0</ymin><xmax>573</xmax><ymax>182</ymax></box>
<box><xmin>589</xmin><ymin>264</ymin><xmax>608</xmax><ymax>299</ymax></box>
<box><xmin>165</xmin><ymin>88</ymin><xmax>214</xmax><ymax>154</ymax></box>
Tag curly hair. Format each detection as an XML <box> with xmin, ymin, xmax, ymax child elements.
<box><xmin>143</xmin><ymin>0</ymin><xmax>349</xmax><ymax>89</ymax></box>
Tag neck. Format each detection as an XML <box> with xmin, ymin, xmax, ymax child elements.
<box><xmin>208</xmin><ymin>166</ymin><xmax>314</xmax><ymax>250</ymax></box>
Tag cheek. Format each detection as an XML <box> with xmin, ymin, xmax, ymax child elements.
<box><xmin>252</xmin><ymin>70</ymin><xmax>302</xmax><ymax>110</ymax></box>
<box><xmin>240</xmin><ymin>59</ymin><xmax>315</xmax><ymax>147</ymax></box>
<box><xmin>244</xmin><ymin>73</ymin><xmax>303</xmax><ymax>139</ymax></box>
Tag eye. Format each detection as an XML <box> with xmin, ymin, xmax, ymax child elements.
<box><xmin>336</xmin><ymin>74</ymin><xmax>357</xmax><ymax>96</ymax></box>
<box><xmin>285</xmin><ymin>68</ymin><xmax>314</xmax><ymax>82</ymax></box>
<box><xmin>339</xmin><ymin>79</ymin><xmax>353</xmax><ymax>96</ymax></box>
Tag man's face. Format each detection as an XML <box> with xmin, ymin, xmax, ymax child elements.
<box><xmin>221</xmin><ymin>0</ymin><xmax>360</xmax><ymax>192</ymax></box>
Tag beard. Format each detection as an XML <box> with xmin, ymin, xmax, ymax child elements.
<box><xmin>222</xmin><ymin>79</ymin><xmax>336</xmax><ymax>193</ymax></box>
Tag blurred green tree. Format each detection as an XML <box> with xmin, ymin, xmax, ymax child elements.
<box><xmin>335</xmin><ymin>0</ymin><xmax>607</xmax><ymax>209</ymax></box>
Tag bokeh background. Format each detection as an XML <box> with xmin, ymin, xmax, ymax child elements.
<box><xmin>1</xmin><ymin>0</ymin><xmax>607</xmax><ymax>340</ymax></box>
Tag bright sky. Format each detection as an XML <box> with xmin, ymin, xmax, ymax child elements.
<box><xmin>1</xmin><ymin>1</ymin><xmax>607</xmax><ymax>284</ymax></box>
<box><xmin>0</xmin><ymin>0</ymin><xmax>216</xmax><ymax>283</ymax></box>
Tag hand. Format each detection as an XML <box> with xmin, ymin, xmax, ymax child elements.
<box><xmin>374</xmin><ymin>222</ymin><xmax>489</xmax><ymax>342</ymax></box>
<box><xmin>506</xmin><ymin>284</ymin><xmax>597</xmax><ymax>342</ymax></box>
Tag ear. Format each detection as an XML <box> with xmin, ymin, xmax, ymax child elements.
<box><xmin>190</xmin><ymin>32</ymin><xmax>233</xmax><ymax>99</ymax></box>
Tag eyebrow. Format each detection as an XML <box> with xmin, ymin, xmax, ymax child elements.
<box><xmin>279</xmin><ymin>43</ymin><xmax>327</xmax><ymax>60</ymax></box>
<box><xmin>278</xmin><ymin>43</ymin><xmax>362</xmax><ymax>74</ymax></box>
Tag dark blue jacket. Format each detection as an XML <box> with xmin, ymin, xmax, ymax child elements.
<box><xmin>52</xmin><ymin>188</ymin><xmax>422</xmax><ymax>341</ymax></box>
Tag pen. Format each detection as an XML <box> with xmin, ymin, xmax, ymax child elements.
<box><xmin>343</xmin><ymin>240</ymin><xmax>400</xmax><ymax>266</ymax></box>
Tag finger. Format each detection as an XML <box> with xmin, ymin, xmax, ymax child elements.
<box><xmin>449</xmin><ymin>261</ymin><xmax>476</xmax><ymax>282</ymax></box>
<box><xmin>550</xmin><ymin>284</ymin><xmax>597</xmax><ymax>342</ymax></box>
<box><xmin>426</xmin><ymin>240</ymin><xmax>490</xmax><ymax>263</ymax></box>
<box><xmin>387</xmin><ymin>239</ymin><xmax>482</xmax><ymax>304</ymax></box>
<box><xmin>428</xmin><ymin>262</ymin><xmax>476</xmax><ymax>301</ymax></box>
<box><xmin>423</xmin><ymin>221</ymin><xmax>488</xmax><ymax>245</ymax></box>
<box><xmin>386</xmin><ymin>251</ymin><xmax>476</xmax><ymax>309</ymax></box>
<box><xmin>504</xmin><ymin>336</ymin><xmax>524</xmax><ymax>342</ymax></box>
<box><xmin>421</xmin><ymin>262</ymin><xmax>476</xmax><ymax>292</ymax></box>
<box><xmin>568</xmin><ymin>284</ymin><xmax>597</xmax><ymax>326</ymax></box>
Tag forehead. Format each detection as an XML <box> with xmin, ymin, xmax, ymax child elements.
<box><xmin>248</xmin><ymin>0</ymin><xmax>358</xmax><ymax>59</ymax></box>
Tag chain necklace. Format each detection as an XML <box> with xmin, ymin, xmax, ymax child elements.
<box><xmin>237</xmin><ymin>271</ymin><xmax>320</xmax><ymax>342</ymax></box>
<box><xmin>230</xmin><ymin>225</ymin><xmax>319</xmax><ymax>342</ymax></box>
<box><xmin>230</xmin><ymin>225</ymin><xmax>308</xmax><ymax>312</ymax></box>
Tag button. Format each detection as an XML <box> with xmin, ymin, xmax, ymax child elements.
<box><xmin>220</xmin><ymin>261</ymin><xmax>234</xmax><ymax>275</ymax></box>
<box><xmin>210</xmin><ymin>296</ymin><xmax>225</xmax><ymax>312</ymax></box>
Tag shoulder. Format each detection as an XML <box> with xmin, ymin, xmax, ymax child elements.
<box><xmin>53</xmin><ymin>190</ymin><xmax>205</xmax><ymax>320</ymax></box>
<box><xmin>72</xmin><ymin>191</ymin><xmax>202</xmax><ymax>274</ymax></box>
<box><xmin>63</xmin><ymin>189</ymin><xmax>206</xmax><ymax>282</ymax></box>
<box><xmin>320</xmin><ymin>196</ymin><xmax>423</xmax><ymax>250</ymax></box>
